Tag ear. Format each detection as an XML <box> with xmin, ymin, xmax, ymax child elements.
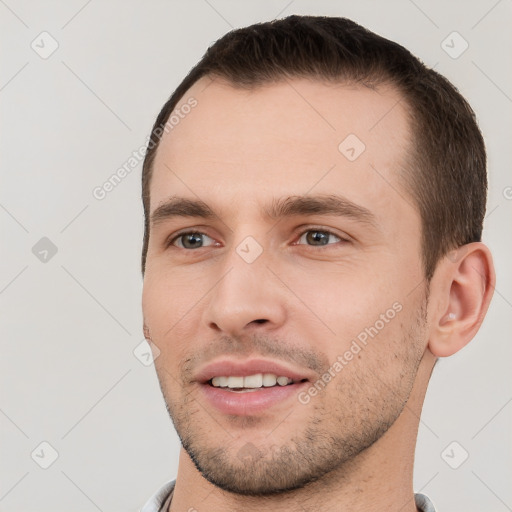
<box><xmin>427</xmin><ymin>242</ymin><xmax>495</xmax><ymax>357</ymax></box>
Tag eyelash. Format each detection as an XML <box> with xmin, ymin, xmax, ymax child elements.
<box><xmin>167</xmin><ymin>227</ymin><xmax>349</xmax><ymax>250</ymax></box>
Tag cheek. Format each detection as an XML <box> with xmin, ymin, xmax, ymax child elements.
<box><xmin>288</xmin><ymin>267</ymin><xmax>400</xmax><ymax>341</ymax></box>
<box><xmin>142</xmin><ymin>269</ymin><xmax>200</xmax><ymax>348</ymax></box>
<box><xmin>143</xmin><ymin>281</ymin><xmax>189</xmax><ymax>385</ymax></box>
<box><xmin>325</xmin><ymin>307</ymin><xmax>423</xmax><ymax>411</ymax></box>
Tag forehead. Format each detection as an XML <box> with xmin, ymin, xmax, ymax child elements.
<box><xmin>150</xmin><ymin>77</ymin><xmax>416</xmax><ymax>231</ymax></box>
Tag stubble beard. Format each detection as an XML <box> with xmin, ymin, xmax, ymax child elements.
<box><xmin>156</xmin><ymin>301</ymin><xmax>428</xmax><ymax>496</ymax></box>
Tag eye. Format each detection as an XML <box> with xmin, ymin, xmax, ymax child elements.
<box><xmin>170</xmin><ymin>231</ymin><xmax>216</xmax><ymax>249</ymax></box>
<box><xmin>295</xmin><ymin>229</ymin><xmax>344</xmax><ymax>247</ymax></box>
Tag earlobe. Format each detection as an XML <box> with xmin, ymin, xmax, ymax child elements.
<box><xmin>428</xmin><ymin>242</ymin><xmax>495</xmax><ymax>358</ymax></box>
<box><xmin>143</xmin><ymin>323</ymin><xmax>152</xmax><ymax>341</ymax></box>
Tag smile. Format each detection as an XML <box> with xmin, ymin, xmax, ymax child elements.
<box><xmin>195</xmin><ymin>359</ymin><xmax>313</xmax><ymax>415</ymax></box>
<box><xmin>209</xmin><ymin>373</ymin><xmax>303</xmax><ymax>391</ymax></box>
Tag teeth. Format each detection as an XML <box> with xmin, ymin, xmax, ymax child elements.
<box><xmin>244</xmin><ymin>374</ymin><xmax>263</xmax><ymax>388</ymax></box>
<box><xmin>211</xmin><ymin>376</ymin><xmax>228</xmax><ymax>387</ymax></box>
<box><xmin>262</xmin><ymin>373</ymin><xmax>277</xmax><ymax>387</ymax></box>
<box><xmin>210</xmin><ymin>373</ymin><xmax>294</xmax><ymax>388</ymax></box>
<box><xmin>277</xmin><ymin>376</ymin><xmax>290</xmax><ymax>386</ymax></box>
<box><xmin>227</xmin><ymin>376</ymin><xmax>244</xmax><ymax>389</ymax></box>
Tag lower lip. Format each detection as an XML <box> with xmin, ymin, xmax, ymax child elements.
<box><xmin>200</xmin><ymin>382</ymin><xmax>309</xmax><ymax>416</ymax></box>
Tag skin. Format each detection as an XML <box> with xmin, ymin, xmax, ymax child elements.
<box><xmin>142</xmin><ymin>77</ymin><xmax>495</xmax><ymax>512</ymax></box>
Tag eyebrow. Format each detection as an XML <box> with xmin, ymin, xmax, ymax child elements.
<box><xmin>264</xmin><ymin>195</ymin><xmax>377</xmax><ymax>226</ymax></box>
<box><xmin>150</xmin><ymin>194</ymin><xmax>377</xmax><ymax>228</ymax></box>
<box><xmin>151</xmin><ymin>197</ymin><xmax>216</xmax><ymax>226</ymax></box>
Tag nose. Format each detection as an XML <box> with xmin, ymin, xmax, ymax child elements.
<box><xmin>203</xmin><ymin>247</ymin><xmax>287</xmax><ymax>337</ymax></box>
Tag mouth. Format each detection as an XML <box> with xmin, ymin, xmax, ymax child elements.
<box><xmin>208</xmin><ymin>373</ymin><xmax>307</xmax><ymax>392</ymax></box>
<box><xmin>195</xmin><ymin>359</ymin><xmax>313</xmax><ymax>415</ymax></box>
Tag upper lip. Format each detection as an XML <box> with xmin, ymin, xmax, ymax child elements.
<box><xmin>193</xmin><ymin>358</ymin><xmax>314</xmax><ymax>384</ymax></box>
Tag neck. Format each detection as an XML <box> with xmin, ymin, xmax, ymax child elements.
<box><xmin>169</xmin><ymin>352</ymin><xmax>436</xmax><ymax>512</ymax></box>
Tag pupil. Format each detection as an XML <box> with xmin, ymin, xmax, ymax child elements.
<box><xmin>307</xmin><ymin>231</ymin><xmax>328</xmax><ymax>245</ymax></box>
<box><xmin>184</xmin><ymin>233</ymin><xmax>203</xmax><ymax>248</ymax></box>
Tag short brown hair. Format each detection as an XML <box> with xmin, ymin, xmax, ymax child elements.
<box><xmin>141</xmin><ymin>15</ymin><xmax>487</xmax><ymax>279</ymax></box>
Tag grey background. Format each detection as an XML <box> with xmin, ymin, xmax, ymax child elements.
<box><xmin>1</xmin><ymin>1</ymin><xmax>511</xmax><ymax>510</ymax></box>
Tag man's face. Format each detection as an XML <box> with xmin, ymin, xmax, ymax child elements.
<box><xmin>142</xmin><ymin>77</ymin><xmax>429</xmax><ymax>494</ymax></box>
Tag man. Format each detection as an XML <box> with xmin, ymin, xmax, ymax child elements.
<box><xmin>139</xmin><ymin>15</ymin><xmax>495</xmax><ymax>512</ymax></box>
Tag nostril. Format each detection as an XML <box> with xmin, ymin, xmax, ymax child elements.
<box><xmin>253</xmin><ymin>319</ymin><xmax>267</xmax><ymax>324</ymax></box>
